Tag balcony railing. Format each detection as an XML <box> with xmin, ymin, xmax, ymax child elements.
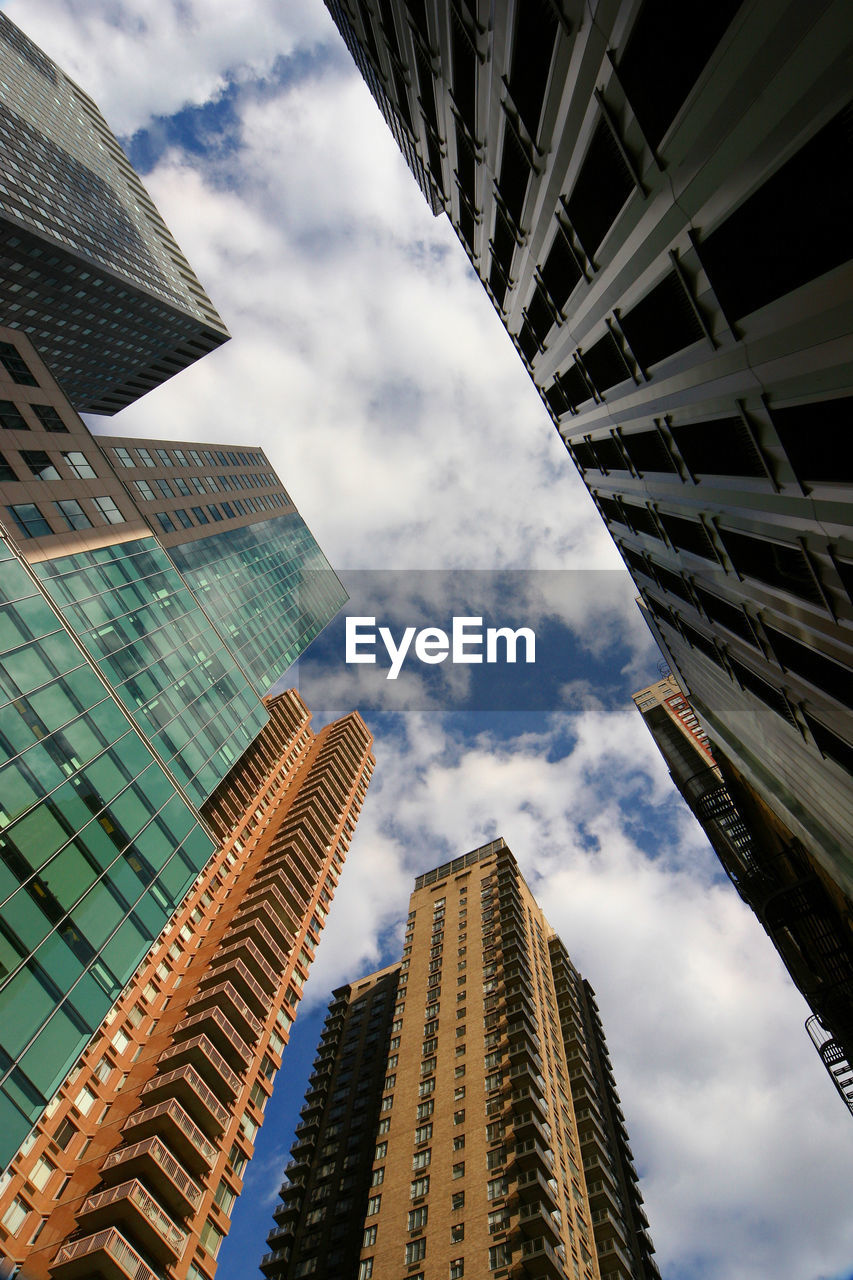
<box><xmin>186</xmin><ymin>979</ymin><xmax>264</xmax><ymax>1040</ymax></box>
<box><xmin>204</xmin><ymin>954</ymin><xmax>273</xmax><ymax>1016</ymax></box>
<box><xmin>806</xmin><ymin>1015</ymin><xmax>853</xmax><ymax>1114</ymax></box>
<box><xmin>79</xmin><ymin>1178</ymin><xmax>187</xmax><ymax>1260</ymax></box>
<box><xmin>172</xmin><ymin>1004</ymin><xmax>253</xmax><ymax>1067</ymax></box>
<box><xmin>141</xmin><ymin>1063</ymin><xmax>231</xmax><ymax>1132</ymax></box>
<box><xmin>100</xmin><ymin>1135</ymin><xmax>202</xmax><ymax>1213</ymax></box>
<box><xmin>53</xmin><ymin>1227</ymin><xmax>160</xmax><ymax>1280</ymax></box>
<box><xmin>157</xmin><ymin>1032</ymin><xmax>242</xmax><ymax>1097</ymax></box>
<box><xmin>122</xmin><ymin>1097</ymin><xmax>217</xmax><ymax>1169</ymax></box>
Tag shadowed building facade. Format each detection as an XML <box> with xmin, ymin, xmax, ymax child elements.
<box><xmin>263</xmin><ymin>839</ymin><xmax>657</xmax><ymax>1280</ymax></box>
<box><xmin>0</xmin><ymin>12</ymin><xmax>229</xmax><ymax>413</ymax></box>
<box><xmin>0</xmin><ymin>326</ymin><xmax>348</xmax><ymax>1172</ymax></box>
<box><xmin>324</xmin><ymin>0</ymin><xmax>853</xmax><ymax>913</ymax></box>
<box><xmin>634</xmin><ymin>675</ymin><xmax>853</xmax><ymax>1115</ymax></box>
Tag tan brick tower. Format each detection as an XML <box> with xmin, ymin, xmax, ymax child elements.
<box><xmin>264</xmin><ymin>839</ymin><xmax>657</xmax><ymax>1280</ymax></box>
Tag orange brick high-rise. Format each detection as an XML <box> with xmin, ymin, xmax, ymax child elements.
<box><xmin>0</xmin><ymin>691</ymin><xmax>373</xmax><ymax>1280</ymax></box>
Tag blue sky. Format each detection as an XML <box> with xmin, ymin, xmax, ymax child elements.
<box><xmin>4</xmin><ymin>3</ymin><xmax>853</xmax><ymax>1278</ymax></box>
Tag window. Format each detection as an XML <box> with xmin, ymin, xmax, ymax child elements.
<box><xmin>173</xmin><ymin>508</ymin><xmax>192</xmax><ymax>528</ymax></box>
<box><xmin>411</xmin><ymin>1176</ymin><xmax>430</xmax><ymax>1199</ymax></box>
<box><xmin>416</xmin><ymin>1100</ymin><xmax>434</xmax><ymax>1120</ymax></box>
<box><xmin>207</xmin><ymin>503</ymin><xmax>223</xmax><ymax>521</ymax></box>
<box><xmin>406</xmin><ymin>1239</ymin><xmax>427</xmax><ymax>1264</ymax></box>
<box><xmin>154</xmin><ymin>477</ymin><xmax>173</xmax><ymax>498</ymax></box>
<box><xmin>92</xmin><ymin>496</ymin><xmax>125</xmax><ymax>524</ymax></box>
<box><xmin>61</xmin><ymin>451</ymin><xmax>96</xmax><ymax>478</ymax></box>
<box><xmin>191</xmin><ymin>505</ymin><xmax>209</xmax><ymax>524</ymax></box>
<box><xmin>53</xmin><ymin>1118</ymin><xmax>76</xmax><ymax>1151</ymax></box>
<box><xmin>7</xmin><ymin>502</ymin><xmax>51</xmax><ymax>538</ymax></box>
<box><xmin>412</xmin><ymin>1149</ymin><xmax>431</xmax><ymax>1171</ymax></box>
<box><xmin>453</xmin><ymin>1135</ymin><xmax>465</xmax><ymax>1151</ymax></box>
<box><xmin>1</xmin><ymin>1196</ymin><xmax>29</xmax><ymax>1235</ymax></box>
<box><xmin>0</xmin><ymin>400</ymin><xmax>29</xmax><ymax>430</ymax></box>
<box><xmin>408</xmin><ymin>1206</ymin><xmax>428</xmax><ymax>1230</ymax></box>
<box><xmin>370</xmin><ymin>1167</ymin><xmax>385</xmax><ymax>1186</ymax></box>
<box><xmin>136</xmin><ymin>448</ymin><xmax>155</xmax><ymax>467</ymax></box>
<box><xmin>0</xmin><ymin>341</ymin><xmax>37</xmax><ymax>385</ymax></box>
<box><xmin>357</xmin><ymin>1259</ymin><xmax>374</xmax><ymax>1279</ymax></box>
<box><xmin>415</xmin><ymin>1123</ymin><xmax>433</xmax><ymax>1144</ymax></box>
<box><xmin>154</xmin><ymin>448</ymin><xmax>173</xmax><ymax>467</ymax></box>
<box><xmin>112</xmin><ymin>446</ymin><xmax>134</xmax><ymax>467</ymax></box>
<box><xmin>450</xmin><ymin>1257</ymin><xmax>465</xmax><ymax>1277</ymax></box>
<box><xmin>453</xmin><ymin>1109</ymin><xmax>465</xmax><ymax>1125</ymax></box>
<box><xmin>363</xmin><ymin>1225</ymin><xmax>378</xmax><ymax>1247</ymax></box>
<box><xmin>156</xmin><ymin>511</ymin><xmax>176</xmax><ymax>533</ymax></box>
<box><xmin>21</xmin><ymin>449</ymin><xmax>59</xmax><ymax>480</ymax></box>
<box><xmin>452</xmin><ymin>1191</ymin><xmax>465</xmax><ymax>1211</ymax></box>
<box><xmin>487</xmin><ymin>1176</ymin><xmax>508</xmax><ymax>1200</ymax></box>
<box><xmin>488</xmin><ymin>1208</ymin><xmax>510</xmax><ymax>1234</ymax></box>
<box><xmin>452</xmin><ymin>1161</ymin><xmax>465</xmax><ymax>1179</ymax></box>
<box><xmin>366</xmin><ymin>1195</ymin><xmax>381</xmax><ymax>1216</ymax></box>
<box><xmin>30</xmin><ymin>1154</ymin><xmax>56</xmax><ymax>1191</ymax></box>
<box><xmin>419</xmin><ymin>1079</ymin><xmax>435</xmax><ymax>1097</ymax></box>
<box><xmin>214</xmin><ymin>1179</ymin><xmax>237</xmax><ymax>1215</ymax></box>
<box><xmin>489</xmin><ymin>1242</ymin><xmax>511</xmax><ymax>1269</ymax></box>
<box><xmin>52</xmin><ymin>498</ymin><xmax>91</xmax><ymax>531</ymax></box>
<box><xmin>374</xmin><ymin>1141</ymin><xmax>388</xmax><ymax>1160</ymax></box>
<box><xmin>454</xmin><ymin>1086</ymin><xmax>466</xmax><ymax>1100</ymax></box>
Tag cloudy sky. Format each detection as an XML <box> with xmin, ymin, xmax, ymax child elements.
<box><xmin>5</xmin><ymin>3</ymin><xmax>853</xmax><ymax>1279</ymax></box>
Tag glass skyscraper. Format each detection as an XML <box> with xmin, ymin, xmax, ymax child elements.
<box><xmin>0</xmin><ymin>12</ymin><xmax>229</xmax><ymax>414</ymax></box>
<box><xmin>0</xmin><ymin>327</ymin><xmax>347</xmax><ymax>1168</ymax></box>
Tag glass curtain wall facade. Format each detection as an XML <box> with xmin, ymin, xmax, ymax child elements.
<box><xmin>0</xmin><ymin>13</ymin><xmax>229</xmax><ymax>414</ymax></box>
<box><xmin>0</xmin><ymin>329</ymin><xmax>349</xmax><ymax>1171</ymax></box>
<box><xmin>0</xmin><ymin>692</ymin><xmax>374</xmax><ymax>1279</ymax></box>
<box><xmin>0</xmin><ymin>529</ymin><xmax>217</xmax><ymax>1163</ymax></box>
<box><xmin>325</xmin><ymin>0</ymin><xmax>853</xmax><ymax>904</ymax></box>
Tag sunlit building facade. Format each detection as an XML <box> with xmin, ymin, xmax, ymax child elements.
<box><xmin>0</xmin><ymin>327</ymin><xmax>347</xmax><ymax>1170</ymax></box>
<box><xmin>0</xmin><ymin>690</ymin><xmax>374</xmax><ymax>1278</ymax></box>
<box><xmin>325</xmin><ymin>0</ymin><xmax>853</xmax><ymax>909</ymax></box>
<box><xmin>264</xmin><ymin>839</ymin><xmax>657</xmax><ymax>1280</ymax></box>
<box><xmin>0</xmin><ymin>12</ymin><xmax>229</xmax><ymax>413</ymax></box>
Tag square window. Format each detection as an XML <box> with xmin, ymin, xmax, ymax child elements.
<box><xmin>54</xmin><ymin>499</ymin><xmax>91</xmax><ymax>530</ymax></box>
<box><xmin>62</xmin><ymin>451</ymin><xmax>96</xmax><ymax>479</ymax></box>
<box><xmin>92</xmin><ymin>495</ymin><xmax>124</xmax><ymax>524</ymax></box>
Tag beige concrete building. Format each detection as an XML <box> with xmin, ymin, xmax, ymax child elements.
<box><xmin>264</xmin><ymin>839</ymin><xmax>657</xmax><ymax>1280</ymax></box>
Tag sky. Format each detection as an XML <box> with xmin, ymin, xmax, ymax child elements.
<box><xmin>4</xmin><ymin>3</ymin><xmax>853</xmax><ymax>1279</ymax></box>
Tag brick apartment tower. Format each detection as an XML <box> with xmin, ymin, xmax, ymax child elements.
<box><xmin>264</xmin><ymin>839</ymin><xmax>657</xmax><ymax>1280</ymax></box>
<box><xmin>633</xmin><ymin>675</ymin><xmax>853</xmax><ymax>1113</ymax></box>
<box><xmin>325</xmin><ymin>0</ymin><xmax>853</xmax><ymax>912</ymax></box>
<box><xmin>0</xmin><ymin>690</ymin><xmax>374</xmax><ymax>1278</ymax></box>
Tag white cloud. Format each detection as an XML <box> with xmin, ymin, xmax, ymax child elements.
<box><xmin>5</xmin><ymin>5</ymin><xmax>853</xmax><ymax>1280</ymax></box>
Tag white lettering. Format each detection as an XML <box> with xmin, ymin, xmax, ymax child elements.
<box><xmin>379</xmin><ymin>625</ymin><xmax>416</xmax><ymax>680</ymax></box>
<box><xmin>346</xmin><ymin>617</ymin><xmax>377</xmax><ymax>663</ymax></box>
<box><xmin>452</xmin><ymin>616</ymin><xmax>483</xmax><ymax>663</ymax></box>
<box><xmin>486</xmin><ymin>626</ymin><xmax>536</xmax><ymax>664</ymax></box>
<box><xmin>415</xmin><ymin>627</ymin><xmax>450</xmax><ymax>664</ymax></box>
